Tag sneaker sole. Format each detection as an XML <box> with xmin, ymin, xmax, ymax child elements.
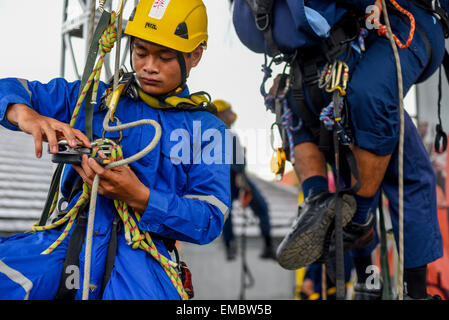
<box><xmin>276</xmin><ymin>194</ymin><xmax>356</xmax><ymax>270</ymax></box>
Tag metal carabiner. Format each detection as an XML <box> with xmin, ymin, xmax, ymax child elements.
<box><xmin>107</xmin><ymin>83</ymin><xmax>126</xmax><ymax>122</ymax></box>
<box><xmin>325</xmin><ymin>61</ymin><xmax>349</xmax><ymax>94</ymax></box>
<box><xmin>270</xmin><ymin>122</ymin><xmax>284</xmax><ymax>152</ymax></box>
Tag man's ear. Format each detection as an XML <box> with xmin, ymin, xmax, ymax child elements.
<box><xmin>188</xmin><ymin>45</ymin><xmax>204</xmax><ymax>68</ymax></box>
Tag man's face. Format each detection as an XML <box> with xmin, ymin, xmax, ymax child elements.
<box><xmin>132</xmin><ymin>39</ymin><xmax>182</xmax><ymax>96</ymax></box>
<box><xmin>131</xmin><ymin>38</ymin><xmax>203</xmax><ymax>96</ymax></box>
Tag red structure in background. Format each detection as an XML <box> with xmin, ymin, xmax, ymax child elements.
<box><xmin>427</xmin><ymin>141</ymin><xmax>449</xmax><ymax>300</ymax></box>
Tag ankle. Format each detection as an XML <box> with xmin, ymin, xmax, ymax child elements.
<box><xmin>353</xmin><ymin>194</ymin><xmax>376</xmax><ymax>224</ymax></box>
<box><xmin>404</xmin><ymin>265</ymin><xmax>428</xmax><ymax>299</ymax></box>
<box><xmin>301</xmin><ymin>175</ymin><xmax>329</xmax><ymax>198</ymax></box>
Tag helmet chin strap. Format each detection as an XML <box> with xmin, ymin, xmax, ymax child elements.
<box><xmin>177</xmin><ymin>51</ymin><xmax>188</xmax><ymax>90</ymax></box>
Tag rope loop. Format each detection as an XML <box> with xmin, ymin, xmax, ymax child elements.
<box><xmin>99</xmin><ymin>12</ymin><xmax>117</xmax><ymax>54</ymax></box>
<box><xmin>376</xmin><ymin>0</ymin><xmax>415</xmax><ymax>49</ymax></box>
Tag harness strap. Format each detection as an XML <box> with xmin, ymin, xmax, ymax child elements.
<box><xmin>435</xmin><ymin>53</ymin><xmax>449</xmax><ymax>153</ymax></box>
<box><xmin>54</xmin><ymin>201</ymin><xmax>89</xmax><ymax>300</ymax></box>
<box><xmin>290</xmin><ymin>58</ymin><xmax>333</xmax><ymax>154</ymax></box>
<box><xmin>38</xmin><ymin>164</ymin><xmax>64</xmax><ymax>226</ymax></box>
<box><xmin>378</xmin><ymin>193</ymin><xmax>394</xmax><ymax>300</ymax></box>
<box><xmin>100</xmin><ymin>211</ymin><xmax>120</xmax><ymax>297</ymax></box>
<box><xmin>244</xmin><ymin>0</ymin><xmax>281</xmax><ymax>57</ymax></box>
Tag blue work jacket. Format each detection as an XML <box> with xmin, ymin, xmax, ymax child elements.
<box><xmin>0</xmin><ymin>77</ymin><xmax>230</xmax><ymax>299</ymax></box>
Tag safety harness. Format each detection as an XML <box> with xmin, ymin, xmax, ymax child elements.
<box><xmin>34</xmin><ymin>4</ymin><xmax>215</xmax><ymax>300</ymax></box>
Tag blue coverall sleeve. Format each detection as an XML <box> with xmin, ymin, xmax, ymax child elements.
<box><xmin>138</xmin><ymin>121</ymin><xmax>231</xmax><ymax>245</ymax></box>
<box><xmin>0</xmin><ymin>77</ymin><xmax>81</xmax><ymax>130</ymax></box>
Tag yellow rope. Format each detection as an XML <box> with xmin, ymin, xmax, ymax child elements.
<box><xmin>70</xmin><ymin>12</ymin><xmax>118</xmax><ymax>127</ymax></box>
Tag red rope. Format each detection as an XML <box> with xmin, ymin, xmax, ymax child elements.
<box><xmin>376</xmin><ymin>0</ymin><xmax>416</xmax><ymax>49</ymax></box>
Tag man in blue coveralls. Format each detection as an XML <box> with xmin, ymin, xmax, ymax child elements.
<box><xmin>232</xmin><ymin>0</ymin><xmax>448</xmax><ymax>299</ymax></box>
<box><xmin>214</xmin><ymin>99</ymin><xmax>276</xmax><ymax>260</ymax></box>
<box><xmin>0</xmin><ymin>0</ymin><xmax>230</xmax><ymax>300</ymax></box>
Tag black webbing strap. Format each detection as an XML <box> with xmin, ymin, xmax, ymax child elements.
<box><xmin>78</xmin><ymin>10</ymin><xmax>112</xmax><ymax>141</ymax></box>
<box><xmin>100</xmin><ymin>212</ymin><xmax>121</xmax><ymax>297</ymax></box>
<box><xmin>435</xmin><ymin>51</ymin><xmax>449</xmax><ymax>153</ymax></box>
<box><xmin>378</xmin><ymin>193</ymin><xmax>394</xmax><ymax>300</ymax></box>
<box><xmin>38</xmin><ymin>163</ymin><xmax>64</xmax><ymax>226</ymax></box>
<box><xmin>54</xmin><ymin>201</ymin><xmax>89</xmax><ymax>300</ymax></box>
<box><xmin>332</xmin><ymin>91</ymin><xmax>345</xmax><ymax>300</ymax></box>
<box><xmin>290</xmin><ymin>58</ymin><xmax>333</xmax><ymax>154</ymax></box>
<box><xmin>290</xmin><ymin>59</ymin><xmax>322</xmax><ymax>139</ymax></box>
<box><xmin>244</xmin><ymin>0</ymin><xmax>281</xmax><ymax>57</ymax></box>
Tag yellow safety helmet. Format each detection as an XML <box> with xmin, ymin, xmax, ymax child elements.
<box><xmin>125</xmin><ymin>0</ymin><xmax>208</xmax><ymax>53</ymax></box>
<box><xmin>213</xmin><ymin>99</ymin><xmax>232</xmax><ymax>113</ymax></box>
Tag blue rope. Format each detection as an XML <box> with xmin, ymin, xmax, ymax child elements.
<box><xmin>358</xmin><ymin>28</ymin><xmax>369</xmax><ymax>52</ymax></box>
<box><xmin>260</xmin><ymin>61</ymin><xmax>303</xmax><ymax>162</ymax></box>
<box><xmin>319</xmin><ymin>97</ymin><xmax>345</xmax><ymax>131</ymax></box>
<box><xmin>280</xmin><ymin>95</ymin><xmax>302</xmax><ymax>162</ymax></box>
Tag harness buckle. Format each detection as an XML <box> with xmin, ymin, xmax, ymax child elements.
<box><xmin>255</xmin><ymin>13</ymin><xmax>270</xmax><ymax>31</ymax></box>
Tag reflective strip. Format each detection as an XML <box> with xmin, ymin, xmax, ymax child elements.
<box><xmin>17</xmin><ymin>78</ymin><xmax>32</xmax><ymax>103</ymax></box>
<box><xmin>183</xmin><ymin>194</ymin><xmax>229</xmax><ymax>221</ymax></box>
<box><xmin>0</xmin><ymin>260</ymin><xmax>33</xmax><ymax>300</ymax></box>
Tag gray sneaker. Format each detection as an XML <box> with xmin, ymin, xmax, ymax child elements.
<box><xmin>276</xmin><ymin>191</ymin><xmax>356</xmax><ymax>270</ymax></box>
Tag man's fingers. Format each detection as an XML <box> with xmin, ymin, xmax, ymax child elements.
<box><xmin>31</xmin><ymin>129</ymin><xmax>43</xmax><ymax>158</ymax></box>
<box><xmin>73</xmin><ymin>128</ymin><xmax>91</xmax><ymax>148</ymax></box>
<box><xmin>88</xmin><ymin>157</ymin><xmax>107</xmax><ymax>177</ymax></box>
<box><xmin>81</xmin><ymin>155</ymin><xmax>97</xmax><ymax>179</ymax></box>
<box><xmin>73</xmin><ymin>165</ymin><xmax>93</xmax><ymax>185</ymax></box>
<box><xmin>59</xmin><ymin>125</ymin><xmax>78</xmax><ymax>148</ymax></box>
<box><xmin>42</xmin><ymin>124</ymin><xmax>59</xmax><ymax>154</ymax></box>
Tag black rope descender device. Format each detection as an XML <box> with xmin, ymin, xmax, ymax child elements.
<box><xmin>49</xmin><ymin>140</ymin><xmax>113</xmax><ymax>166</ymax></box>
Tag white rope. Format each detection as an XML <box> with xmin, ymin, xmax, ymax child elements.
<box><xmin>381</xmin><ymin>0</ymin><xmax>404</xmax><ymax>300</ymax></box>
<box><xmin>82</xmin><ymin>0</ymin><xmax>161</xmax><ymax>299</ymax></box>
<box><xmin>82</xmin><ymin>111</ymin><xmax>162</xmax><ymax>300</ymax></box>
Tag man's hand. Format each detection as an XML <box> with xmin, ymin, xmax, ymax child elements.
<box><xmin>73</xmin><ymin>153</ymin><xmax>150</xmax><ymax>214</ymax></box>
<box><xmin>268</xmin><ymin>74</ymin><xmax>285</xmax><ymax>97</ymax></box>
<box><xmin>5</xmin><ymin>103</ymin><xmax>91</xmax><ymax>158</ymax></box>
